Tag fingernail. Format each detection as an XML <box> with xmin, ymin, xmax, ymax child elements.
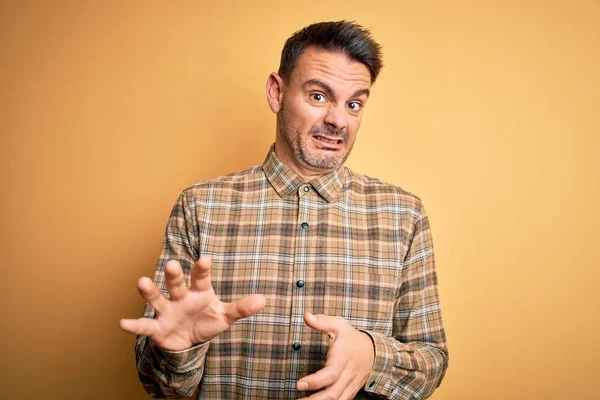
<box><xmin>297</xmin><ymin>381</ymin><xmax>308</xmax><ymax>391</ymax></box>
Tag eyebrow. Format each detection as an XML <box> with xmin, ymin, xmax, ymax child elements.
<box><xmin>303</xmin><ymin>79</ymin><xmax>370</xmax><ymax>102</ymax></box>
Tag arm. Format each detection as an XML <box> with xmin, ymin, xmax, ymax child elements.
<box><xmin>135</xmin><ymin>336</ymin><xmax>209</xmax><ymax>398</ymax></box>
<box><xmin>122</xmin><ymin>192</ymin><xmax>266</xmax><ymax>398</ymax></box>
<box><xmin>296</xmin><ymin>203</ymin><xmax>448</xmax><ymax>400</ymax></box>
<box><xmin>135</xmin><ymin>192</ymin><xmax>205</xmax><ymax>398</ymax></box>
<box><xmin>362</xmin><ymin>203</ymin><xmax>449</xmax><ymax>399</ymax></box>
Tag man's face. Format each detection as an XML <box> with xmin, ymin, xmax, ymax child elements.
<box><xmin>273</xmin><ymin>47</ymin><xmax>372</xmax><ymax>177</ymax></box>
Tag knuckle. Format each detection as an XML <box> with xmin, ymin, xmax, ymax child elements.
<box><xmin>325</xmin><ymin>369</ymin><xmax>341</xmax><ymax>382</ymax></box>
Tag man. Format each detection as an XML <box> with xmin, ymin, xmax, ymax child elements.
<box><xmin>120</xmin><ymin>21</ymin><xmax>448</xmax><ymax>399</ymax></box>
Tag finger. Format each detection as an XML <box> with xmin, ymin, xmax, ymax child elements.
<box><xmin>119</xmin><ymin>317</ymin><xmax>160</xmax><ymax>337</ymax></box>
<box><xmin>303</xmin><ymin>312</ymin><xmax>344</xmax><ymax>337</ymax></box>
<box><xmin>297</xmin><ymin>365</ymin><xmax>340</xmax><ymax>392</ymax></box>
<box><xmin>164</xmin><ymin>260</ymin><xmax>187</xmax><ymax>301</ymax></box>
<box><xmin>190</xmin><ymin>255</ymin><xmax>213</xmax><ymax>292</ymax></box>
<box><xmin>223</xmin><ymin>294</ymin><xmax>267</xmax><ymax>323</ymax></box>
<box><xmin>137</xmin><ymin>277</ymin><xmax>169</xmax><ymax>314</ymax></box>
<box><xmin>297</xmin><ymin>381</ymin><xmax>346</xmax><ymax>400</ymax></box>
<box><xmin>339</xmin><ymin>381</ymin><xmax>361</xmax><ymax>400</ymax></box>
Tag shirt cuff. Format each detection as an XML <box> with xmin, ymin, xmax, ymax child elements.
<box><xmin>149</xmin><ymin>340</ymin><xmax>210</xmax><ymax>373</ymax></box>
<box><xmin>361</xmin><ymin>330</ymin><xmax>418</xmax><ymax>397</ymax></box>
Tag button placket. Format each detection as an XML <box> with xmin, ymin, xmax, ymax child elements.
<box><xmin>290</xmin><ymin>183</ymin><xmax>312</xmax><ymax>375</ymax></box>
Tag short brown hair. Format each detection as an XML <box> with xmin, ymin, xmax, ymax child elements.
<box><xmin>278</xmin><ymin>21</ymin><xmax>383</xmax><ymax>84</ymax></box>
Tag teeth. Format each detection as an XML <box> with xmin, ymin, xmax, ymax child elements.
<box><xmin>317</xmin><ymin>136</ymin><xmax>338</xmax><ymax>144</ymax></box>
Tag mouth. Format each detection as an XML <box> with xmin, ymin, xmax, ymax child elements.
<box><xmin>312</xmin><ymin>134</ymin><xmax>344</xmax><ymax>150</ymax></box>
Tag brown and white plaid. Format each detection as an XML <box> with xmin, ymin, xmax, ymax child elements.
<box><xmin>135</xmin><ymin>145</ymin><xmax>448</xmax><ymax>399</ymax></box>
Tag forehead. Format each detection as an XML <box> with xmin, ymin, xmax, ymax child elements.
<box><xmin>290</xmin><ymin>47</ymin><xmax>372</xmax><ymax>92</ymax></box>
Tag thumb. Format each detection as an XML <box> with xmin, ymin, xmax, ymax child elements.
<box><xmin>223</xmin><ymin>294</ymin><xmax>267</xmax><ymax>324</ymax></box>
<box><xmin>303</xmin><ymin>313</ymin><xmax>343</xmax><ymax>336</ymax></box>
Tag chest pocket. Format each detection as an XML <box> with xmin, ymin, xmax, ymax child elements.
<box><xmin>322</xmin><ymin>264</ymin><xmax>398</xmax><ymax>334</ymax></box>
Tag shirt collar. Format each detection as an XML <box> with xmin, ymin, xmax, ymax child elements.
<box><xmin>262</xmin><ymin>144</ymin><xmax>347</xmax><ymax>202</ymax></box>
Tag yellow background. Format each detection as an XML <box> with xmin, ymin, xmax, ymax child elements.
<box><xmin>1</xmin><ymin>1</ymin><xmax>598</xmax><ymax>399</ymax></box>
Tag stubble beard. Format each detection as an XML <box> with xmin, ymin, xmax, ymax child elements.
<box><xmin>277</xmin><ymin>105</ymin><xmax>353</xmax><ymax>170</ymax></box>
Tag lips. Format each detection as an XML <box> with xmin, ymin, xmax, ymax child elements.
<box><xmin>313</xmin><ymin>134</ymin><xmax>343</xmax><ymax>150</ymax></box>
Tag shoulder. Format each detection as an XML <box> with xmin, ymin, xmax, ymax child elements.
<box><xmin>180</xmin><ymin>164</ymin><xmax>265</xmax><ymax>201</ymax></box>
<box><xmin>344</xmin><ymin>168</ymin><xmax>425</xmax><ymax>216</ymax></box>
<box><xmin>173</xmin><ymin>165</ymin><xmax>266</xmax><ymax>217</ymax></box>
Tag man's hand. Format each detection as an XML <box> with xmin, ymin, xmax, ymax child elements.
<box><xmin>297</xmin><ymin>313</ymin><xmax>375</xmax><ymax>400</ymax></box>
<box><xmin>119</xmin><ymin>256</ymin><xmax>267</xmax><ymax>351</ymax></box>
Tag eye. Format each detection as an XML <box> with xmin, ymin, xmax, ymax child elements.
<box><xmin>347</xmin><ymin>101</ymin><xmax>362</xmax><ymax>111</ymax></box>
<box><xmin>311</xmin><ymin>93</ymin><xmax>326</xmax><ymax>103</ymax></box>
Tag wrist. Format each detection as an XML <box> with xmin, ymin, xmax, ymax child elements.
<box><xmin>359</xmin><ymin>330</ymin><xmax>375</xmax><ymax>367</ymax></box>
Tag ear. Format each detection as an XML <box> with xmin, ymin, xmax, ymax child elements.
<box><xmin>266</xmin><ymin>72</ymin><xmax>284</xmax><ymax>113</ymax></box>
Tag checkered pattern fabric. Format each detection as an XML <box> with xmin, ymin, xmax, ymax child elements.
<box><xmin>135</xmin><ymin>145</ymin><xmax>448</xmax><ymax>399</ymax></box>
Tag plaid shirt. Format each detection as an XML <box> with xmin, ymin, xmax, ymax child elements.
<box><xmin>135</xmin><ymin>145</ymin><xmax>448</xmax><ymax>399</ymax></box>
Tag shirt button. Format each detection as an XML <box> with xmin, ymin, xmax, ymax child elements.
<box><xmin>292</xmin><ymin>342</ymin><xmax>301</xmax><ymax>351</ymax></box>
<box><xmin>303</xmin><ymin>186</ymin><xmax>310</xmax><ymax>193</ymax></box>
<box><xmin>369</xmin><ymin>381</ymin><xmax>376</xmax><ymax>388</ymax></box>
<box><xmin>296</xmin><ymin>279</ymin><xmax>305</xmax><ymax>288</ymax></box>
<box><xmin>300</xmin><ymin>222</ymin><xmax>309</xmax><ymax>230</ymax></box>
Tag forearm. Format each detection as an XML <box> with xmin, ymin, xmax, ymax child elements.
<box><xmin>362</xmin><ymin>331</ymin><xmax>448</xmax><ymax>399</ymax></box>
<box><xmin>362</xmin><ymin>201</ymin><xmax>448</xmax><ymax>399</ymax></box>
<box><xmin>135</xmin><ymin>334</ymin><xmax>209</xmax><ymax>399</ymax></box>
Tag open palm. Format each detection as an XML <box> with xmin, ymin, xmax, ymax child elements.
<box><xmin>120</xmin><ymin>256</ymin><xmax>266</xmax><ymax>351</ymax></box>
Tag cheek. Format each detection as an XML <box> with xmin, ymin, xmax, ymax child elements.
<box><xmin>293</xmin><ymin>103</ymin><xmax>327</xmax><ymax>131</ymax></box>
<box><xmin>302</xmin><ymin>101</ymin><xmax>327</xmax><ymax>119</ymax></box>
<box><xmin>347</xmin><ymin>118</ymin><xmax>362</xmax><ymax>138</ymax></box>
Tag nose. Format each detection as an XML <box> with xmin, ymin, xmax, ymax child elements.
<box><xmin>324</xmin><ymin>103</ymin><xmax>348</xmax><ymax>132</ymax></box>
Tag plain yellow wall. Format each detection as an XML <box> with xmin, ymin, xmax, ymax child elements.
<box><xmin>1</xmin><ymin>1</ymin><xmax>599</xmax><ymax>399</ymax></box>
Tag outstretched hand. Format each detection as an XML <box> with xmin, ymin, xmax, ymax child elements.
<box><xmin>120</xmin><ymin>256</ymin><xmax>266</xmax><ymax>351</ymax></box>
<box><xmin>297</xmin><ymin>313</ymin><xmax>375</xmax><ymax>400</ymax></box>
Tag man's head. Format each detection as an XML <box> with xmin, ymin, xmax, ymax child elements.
<box><xmin>266</xmin><ymin>21</ymin><xmax>383</xmax><ymax>180</ymax></box>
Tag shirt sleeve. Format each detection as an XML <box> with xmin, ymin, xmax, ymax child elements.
<box><xmin>362</xmin><ymin>203</ymin><xmax>449</xmax><ymax>399</ymax></box>
<box><xmin>134</xmin><ymin>191</ymin><xmax>208</xmax><ymax>398</ymax></box>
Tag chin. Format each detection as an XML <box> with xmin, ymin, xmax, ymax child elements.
<box><xmin>301</xmin><ymin>152</ymin><xmax>346</xmax><ymax>169</ymax></box>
